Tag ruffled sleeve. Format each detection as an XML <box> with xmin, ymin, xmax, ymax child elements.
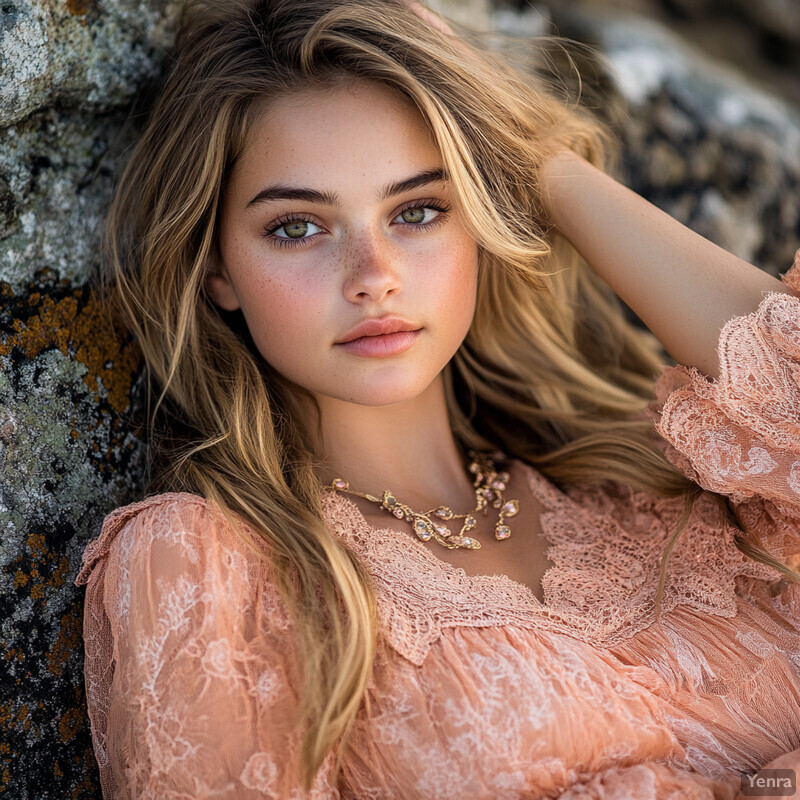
<box><xmin>75</xmin><ymin>493</ymin><xmax>339</xmax><ymax>800</ymax></box>
<box><xmin>650</xmin><ymin>251</ymin><xmax>800</xmax><ymax>575</ymax></box>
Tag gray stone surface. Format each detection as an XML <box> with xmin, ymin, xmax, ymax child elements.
<box><xmin>599</xmin><ymin>12</ymin><xmax>800</xmax><ymax>271</ymax></box>
<box><xmin>1</xmin><ymin>1</ymin><xmax>172</xmax><ymax>796</ymax></box>
<box><xmin>494</xmin><ymin>3</ymin><xmax>800</xmax><ymax>274</ymax></box>
<box><xmin>430</xmin><ymin>0</ymin><xmax>491</xmax><ymax>29</ymax></box>
<box><xmin>0</xmin><ymin>0</ymin><xmax>177</xmax><ymax>290</ymax></box>
<box><xmin>0</xmin><ymin>0</ymin><xmax>175</xmax><ymax>127</ymax></box>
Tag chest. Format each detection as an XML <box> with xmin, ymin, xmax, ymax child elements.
<box><xmin>353</xmin><ymin>463</ymin><xmax>555</xmax><ymax>604</ymax></box>
<box><xmin>413</xmin><ymin>491</ymin><xmax>554</xmax><ymax>604</ymax></box>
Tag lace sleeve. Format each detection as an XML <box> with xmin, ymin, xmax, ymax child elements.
<box><xmin>78</xmin><ymin>495</ymin><xmax>339</xmax><ymax>799</ymax></box>
<box><xmin>650</xmin><ymin>251</ymin><xmax>800</xmax><ymax>569</ymax></box>
<box><xmin>557</xmin><ymin>761</ymin><xmax>740</xmax><ymax>799</ymax></box>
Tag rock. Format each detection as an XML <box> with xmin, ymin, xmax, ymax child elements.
<box><xmin>1</xmin><ymin>1</ymin><xmax>178</xmax><ymax>290</ymax></box>
<box><xmin>494</xmin><ymin>3</ymin><xmax>800</xmax><ymax>275</ymax></box>
<box><xmin>0</xmin><ymin>0</ymin><xmax>177</xmax><ymax>129</ymax></box>
<box><xmin>0</xmin><ymin>1</ymin><xmax>172</xmax><ymax>796</ymax></box>
<box><xmin>0</xmin><ymin>271</ymin><xmax>147</xmax><ymax>798</ymax></box>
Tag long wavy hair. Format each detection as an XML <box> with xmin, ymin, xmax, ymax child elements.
<box><xmin>102</xmin><ymin>0</ymin><xmax>800</xmax><ymax>788</ymax></box>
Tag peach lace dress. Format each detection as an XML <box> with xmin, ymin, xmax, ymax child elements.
<box><xmin>76</xmin><ymin>261</ymin><xmax>800</xmax><ymax>799</ymax></box>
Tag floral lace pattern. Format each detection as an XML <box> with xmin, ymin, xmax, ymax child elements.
<box><xmin>76</xmin><ymin>256</ymin><xmax>800</xmax><ymax>798</ymax></box>
<box><xmin>321</xmin><ymin>462</ymin><xmax>781</xmax><ymax>668</ymax></box>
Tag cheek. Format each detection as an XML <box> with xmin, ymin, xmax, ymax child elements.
<box><xmin>443</xmin><ymin>240</ymin><xmax>479</xmax><ymax>313</ymax></box>
<box><xmin>239</xmin><ymin>272</ymin><xmax>326</xmax><ymax>361</ymax></box>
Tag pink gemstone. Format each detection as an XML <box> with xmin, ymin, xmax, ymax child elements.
<box><xmin>495</xmin><ymin>525</ymin><xmax>511</xmax><ymax>540</ymax></box>
<box><xmin>502</xmin><ymin>500</ymin><xmax>519</xmax><ymax>516</ymax></box>
<box><xmin>492</xmin><ymin>480</ymin><xmax>506</xmax><ymax>491</ymax></box>
<box><xmin>393</xmin><ymin>508</ymin><xmax>404</xmax><ymax>518</ymax></box>
<box><xmin>333</xmin><ymin>479</ymin><xmax>348</xmax><ymax>489</ymax></box>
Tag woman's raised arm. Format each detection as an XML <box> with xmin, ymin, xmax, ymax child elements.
<box><xmin>540</xmin><ymin>150</ymin><xmax>797</xmax><ymax>380</ymax></box>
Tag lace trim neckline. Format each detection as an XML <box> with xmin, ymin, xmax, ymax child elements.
<box><xmin>321</xmin><ymin>459</ymin><xmax>574</xmax><ymax>606</ymax></box>
<box><xmin>319</xmin><ymin>459</ymin><xmax>776</xmax><ymax>662</ymax></box>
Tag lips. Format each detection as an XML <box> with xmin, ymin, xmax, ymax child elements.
<box><xmin>336</xmin><ymin>316</ymin><xmax>421</xmax><ymax>344</ymax></box>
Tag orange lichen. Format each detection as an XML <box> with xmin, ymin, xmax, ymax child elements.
<box><xmin>58</xmin><ymin>708</ymin><xmax>83</xmax><ymax>742</ymax></box>
<box><xmin>0</xmin><ymin>289</ymin><xmax>141</xmax><ymax>414</ymax></box>
<box><xmin>15</xmin><ymin>534</ymin><xmax>73</xmax><ymax>605</ymax></box>
<box><xmin>48</xmin><ymin>612</ymin><xmax>83</xmax><ymax>678</ymax></box>
<box><xmin>2</xmin><ymin>648</ymin><xmax>24</xmax><ymax>663</ymax></box>
<box><xmin>47</xmin><ymin>555</ymin><xmax>70</xmax><ymax>589</ymax></box>
<box><xmin>26</xmin><ymin>533</ymin><xmax>45</xmax><ymax>559</ymax></box>
<box><xmin>71</xmin><ymin>757</ymin><xmax>101</xmax><ymax>798</ymax></box>
<box><xmin>66</xmin><ymin>0</ymin><xmax>93</xmax><ymax>16</ymax></box>
<box><xmin>14</xmin><ymin>705</ymin><xmax>31</xmax><ymax>732</ymax></box>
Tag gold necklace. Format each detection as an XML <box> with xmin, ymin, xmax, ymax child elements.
<box><xmin>326</xmin><ymin>450</ymin><xmax>519</xmax><ymax>550</ymax></box>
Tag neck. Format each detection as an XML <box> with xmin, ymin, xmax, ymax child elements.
<box><xmin>310</xmin><ymin>375</ymin><xmax>478</xmax><ymax>511</ymax></box>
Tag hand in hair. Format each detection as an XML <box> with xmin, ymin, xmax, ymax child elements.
<box><xmin>540</xmin><ymin>149</ymin><xmax>797</xmax><ymax>381</ymax></box>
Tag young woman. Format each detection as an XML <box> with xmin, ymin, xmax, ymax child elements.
<box><xmin>75</xmin><ymin>0</ymin><xmax>800</xmax><ymax>796</ymax></box>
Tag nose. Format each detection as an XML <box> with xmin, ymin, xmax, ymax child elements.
<box><xmin>341</xmin><ymin>230</ymin><xmax>402</xmax><ymax>305</ymax></box>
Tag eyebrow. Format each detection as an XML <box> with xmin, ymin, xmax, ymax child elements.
<box><xmin>245</xmin><ymin>168</ymin><xmax>448</xmax><ymax>209</ymax></box>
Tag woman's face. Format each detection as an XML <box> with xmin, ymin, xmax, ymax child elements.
<box><xmin>208</xmin><ymin>80</ymin><xmax>479</xmax><ymax>407</ymax></box>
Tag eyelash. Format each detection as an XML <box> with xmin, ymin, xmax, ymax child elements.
<box><xmin>262</xmin><ymin>199</ymin><xmax>452</xmax><ymax>249</ymax></box>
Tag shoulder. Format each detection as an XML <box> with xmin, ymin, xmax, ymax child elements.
<box><xmin>75</xmin><ymin>492</ymin><xmax>259</xmax><ymax>587</ymax></box>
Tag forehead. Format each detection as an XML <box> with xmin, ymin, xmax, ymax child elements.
<box><xmin>228</xmin><ymin>80</ymin><xmax>442</xmax><ymax>200</ymax></box>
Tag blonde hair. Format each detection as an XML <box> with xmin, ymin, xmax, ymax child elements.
<box><xmin>102</xmin><ymin>0</ymin><xmax>800</xmax><ymax>788</ymax></box>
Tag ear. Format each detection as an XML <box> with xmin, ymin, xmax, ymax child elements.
<box><xmin>204</xmin><ymin>253</ymin><xmax>241</xmax><ymax>312</ymax></box>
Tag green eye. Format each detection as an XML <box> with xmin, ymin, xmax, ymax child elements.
<box><xmin>282</xmin><ymin>221</ymin><xmax>309</xmax><ymax>238</ymax></box>
<box><xmin>268</xmin><ymin>219</ymin><xmax>322</xmax><ymax>241</ymax></box>
<box><xmin>400</xmin><ymin>207</ymin><xmax>426</xmax><ymax>224</ymax></box>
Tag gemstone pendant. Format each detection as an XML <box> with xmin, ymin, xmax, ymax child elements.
<box><xmin>451</xmin><ymin>536</ymin><xmax>481</xmax><ymax>550</ymax></box>
<box><xmin>433</xmin><ymin>522</ymin><xmax>451</xmax><ymax>537</ymax></box>
<box><xmin>495</xmin><ymin>525</ymin><xmax>511</xmax><ymax>540</ymax></box>
<box><xmin>502</xmin><ymin>499</ymin><xmax>519</xmax><ymax>516</ymax></box>
<box><xmin>413</xmin><ymin>517</ymin><xmax>433</xmax><ymax>541</ymax></box>
<box><xmin>333</xmin><ymin>479</ymin><xmax>349</xmax><ymax>490</ymax></box>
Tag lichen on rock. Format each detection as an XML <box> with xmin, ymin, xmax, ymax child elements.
<box><xmin>0</xmin><ymin>5</ymin><xmax>173</xmax><ymax>796</ymax></box>
<box><xmin>0</xmin><ymin>271</ymin><xmax>146</xmax><ymax>797</ymax></box>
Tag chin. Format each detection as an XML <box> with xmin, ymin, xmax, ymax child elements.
<box><xmin>325</xmin><ymin>376</ymin><xmax>435</xmax><ymax>408</ymax></box>
<box><xmin>340</xmin><ymin>388</ymin><xmax>426</xmax><ymax>407</ymax></box>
